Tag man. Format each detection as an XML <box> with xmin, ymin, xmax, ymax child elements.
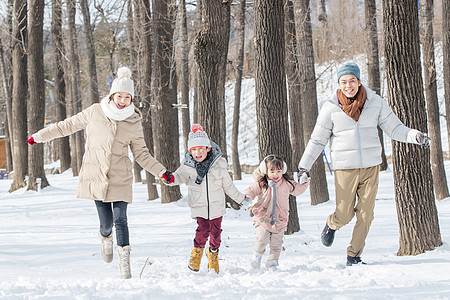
<box><xmin>298</xmin><ymin>62</ymin><xmax>430</xmax><ymax>266</ymax></box>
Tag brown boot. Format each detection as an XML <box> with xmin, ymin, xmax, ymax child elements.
<box><xmin>188</xmin><ymin>247</ymin><xmax>204</xmax><ymax>272</ymax></box>
<box><xmin>206</xmin><ymin>247</ymin><xmax>219</xmax><ymax>274</ymax></box>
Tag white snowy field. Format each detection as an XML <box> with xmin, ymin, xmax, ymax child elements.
<box><xmin>1</xmin><ymin>163</ymin><xmax>450</xmax><ymax>299</ymax></box>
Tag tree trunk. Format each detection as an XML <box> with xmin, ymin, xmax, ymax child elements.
<box><xmin>127</xmin><ymin>0</ymin><xmax>143</xmax><ymax>184</ymax></box>
<box><xmin>151</xmin><ymin>0</ymin><xmax>181</xmax><ymax>203</ymax></box>
<box><xmin>67</xmin><ymin>0</ymin><xmax>85</xmax><ymax>176</ymax></box>
<box><xmin>192</xmin><ymin>0</ymin><xmax>202</xmax><ymax>125</ymax></box>
<box><xmin>317</xmin><ymin>0</ymin><xmax>327</xmax><ymax>23</ymax></box>
<box><xmin>420</xmin><ymin>0</ymin><xmax>449</xmax><ymax>200</ymax></box>
<box><xmin>285</xmin><ymin>0</ymin><xmax>305</xmax><ymax>171</ymax></box>
<box><xmin>9</xmin><ymin>0</ymin><xmax>28</xmax><ymax>192</ymax></box>
<box><xmin>383</xmin><ymin>0</ymin><xmax>442</xmax><ymax>255</ymax></box>
<box><xmin>80</xmin><ymin>0</ymin><xmax>99</xmax><ymax>107</ymax></box>
<box><xmin>176</xmin><ymin>0</ymin><xmax>191</xmax><ymax>152</ymax></box>
<box><xmin>141</xmin><ymin>0</ymin><xmax>159</xmax><ymax>200</ymax></box>
<box><xmin>443</xmin><ymin>0</ymin><xmax>450</xmax><ymax>155</ymax></box>
<box><xmin>364</xmin><ymin>0</ymin><xmax>388</xmax><ymax>171</ymax></box>
<box><xmin>0</xmin><ymin>21</ymin><xmax>13</xmax><ymax>172</ymax></box>
<box><xmin>293</xmin><ymin>0</ymin><xmax>329</xmax><ymax>206</ymax></box>
<box><xmin>285</xmin><ymin>1</ymin><xmax>309</xmax><ymax>233</ymax></box>
<box><xmin>51</xmin><ymin>0</ymin><xmax>70</xmax><ymax>173</ymax></box>
<box><xmin>254</xmin><ymin>0</ymin><xmax>299</xmax><ymax>234</ymax></box>
<box><xmin>231</xmin><ymin>0</ymin><xmax>246</xmax><ymax>180</ymax></box>
<box><xmin>27</xmin><ymin>0</ymin><xmax>49</xmax><ymax>191</ymax></box>
<box><xmin>194</xmin><ymin>0</ymin><xmax>230</xmax><ymax>149</ymax></box>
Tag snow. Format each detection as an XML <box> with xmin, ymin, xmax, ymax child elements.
<box><xmin>2</xmin><ymin>47</ymin><xmax>450</xmax><ymax>299</ymax></box>
<box><xmin>1</xmin><ymin>163</ymin><xmax>450</xmax><ymax>299</ymax></box>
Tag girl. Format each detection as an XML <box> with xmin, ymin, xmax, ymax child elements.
<box><xmin>27</xmin><ymin>67</ymin><xmax>171</xmax><ymax>279</ymax></box>
<box><xmin>244</xmin><ymin>155</ymin><xmax>309</xmax><ymax>270</ymax></box>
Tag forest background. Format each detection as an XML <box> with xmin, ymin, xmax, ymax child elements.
<box><xmin>0</xmin><ymin>0</ymin><xmax>449</xmax><ymax>258</ymax></box>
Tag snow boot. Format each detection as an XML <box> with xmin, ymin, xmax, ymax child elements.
<box><xmin>117</xmin><ymin>246</ymin><xmax>132</xmax><ymax>279</ymax></box>
<box><xmin>251</xmin><ymin>252</ymin><xmax>263</xmax><ymax>269</ymax></box>
<box><xmin>321</xmin><ymin>223</ymin><xmax>336</xmax><ymax>247</ymax></box>
<box><xmin>346</xmin><ymin>255</ymin><xmax>367</xmax><ymax>266</ymax></box>
<box><xmin>99</xmin><ymin>231</ymin><xmax>113</xmax><ymax>263</ymax></box>
<box><xmin>266</xmin><ymin>260</ymin><xmax>278</xmax><ymax>271</ymax></box>
<box><xmin>206</xmin><ymin>247</ymin><xmax>219</xmax><ymax>274</ymax></box>
<box><xmin>188</xmin><ymin>247</ymin><xmax>204</xmax><ymax>272</ymax></box>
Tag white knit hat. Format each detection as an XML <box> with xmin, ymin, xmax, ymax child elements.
<box><xmin>188</xmin><ymin>124</ymin><xmax>211</xmax><ymax>151</ymax></box>
<box><xmin>109</xmin><ymin>67</ymin><xmax>134</xmax><ymax>99</ymax></box>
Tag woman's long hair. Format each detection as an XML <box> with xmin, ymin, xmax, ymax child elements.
<box><xmin>257</xmin><ymin>155</ymin><xmax>295</xmax><ymax>192</ymax></box>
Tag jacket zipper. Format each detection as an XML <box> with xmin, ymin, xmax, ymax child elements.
<box><xmin>206</xmin><ymin>175</ymin><xmax>210</xmax><ymax>219</ymax></box>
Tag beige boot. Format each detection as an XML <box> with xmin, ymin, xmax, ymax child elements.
<box><xmin>188</xmin><ymin>247</ymin><xmax>204</xmax><ymax>272</ymax></box>
<box><xmin>117</xmin><ymin>246</ymin><xmax>131</xmax><ymax>279</ymax></box>
<box><xmin>99</xmin><ymin>232</ymin><xmax>113</xmax><ymax>263</ymax></box>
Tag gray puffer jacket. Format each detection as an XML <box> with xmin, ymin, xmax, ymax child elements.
<box><xmin>299</xmin><ymin>85</ymin><xmax>420</xmax><ymax>171</ymax></box>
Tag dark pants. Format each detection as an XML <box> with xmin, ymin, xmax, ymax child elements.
<box><xmin>95</xmin><ymin>200</ymin><xmax>129</xmax><ymax>247</ymax></box>
<box><xmin>194</xmin><ymin>216</ymin><xmax>223</xmax><ymax>251</ymax></box>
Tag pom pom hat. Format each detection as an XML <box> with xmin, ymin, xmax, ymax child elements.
<box><xmin>337</xmin><ymin>62</ymin><xmax>360</xmax><ymax>82</ymax></box>
<box><xmin>188</xmin><ymin>124</ymin><xmax>211</xmax><ymax>151</ymax></box>
<box><xmin>109</xmin><ymin>67</ymin><xmax>135</xmax><ymax>99</ymax></box>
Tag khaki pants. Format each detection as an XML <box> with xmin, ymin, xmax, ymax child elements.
<box><xmin>254</xmin><ymin>226</ymin><xmax>284</xmax><ymax>262</ymax></box>
<box><xmin>327</xmin><ymin>165</ymin><xmax>380</xmax><ymax>257</ymax></box>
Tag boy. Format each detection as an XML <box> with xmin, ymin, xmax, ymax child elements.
<box><xmin>162</xmin><ymin>124</ymin><xmax>245</xmax><ymax>274</ymax></box>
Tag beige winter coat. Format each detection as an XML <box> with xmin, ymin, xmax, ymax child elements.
<box><xmin>36</xmin><ymin>103</ymin><xmax>165</xmax><ymax>203</ymax></box>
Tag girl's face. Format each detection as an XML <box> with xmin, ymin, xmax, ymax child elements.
<box><xmin>267</xmin><ymin>165</ymin><xmax>283</xmax><ymax>182</ymax></box>
<box><xmin>112</xmin><ymin>92</ymin><xmax>132</xmax><ymax>109</ymax></box>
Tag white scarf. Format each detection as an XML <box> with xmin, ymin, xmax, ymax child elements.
<box><xmin>100</xmin><ymin>97</ymin><xmax>135</xmax><ymax>121</ymax></box>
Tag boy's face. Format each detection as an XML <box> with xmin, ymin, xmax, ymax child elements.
<box><xmin>190</xmin><ymin>146</ymin><xmax>210</xmax><ymax>163</ymax></box>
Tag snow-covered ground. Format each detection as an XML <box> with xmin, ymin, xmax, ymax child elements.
<box><xmin>2</xmin><ymin>48</ymin><xmax>450</xmax><ymax>299</ymax></box>
<box><xmin>1</xmin><ymin>163</ymin><xmax>450</xmax><ymax>299</ymax></box>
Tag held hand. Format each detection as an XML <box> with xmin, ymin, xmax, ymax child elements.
<box><xmin>27</xmin><ymin>136</ymin><xmax>37</xmax><ymax>145</ymax></box>
<box><xmin>161</xmin><ymin>171</ymin><xmax>174</xmax><ymax>184</ymax></box>
<box><xmin>416</xmin><ymin>132</ymin><xmax>431</xmax><ymax>148</ymax></box>
<box><xmin>298</xmin><ymin>168</ymin><xmax>310</xmax><ymax>184</ymax></box>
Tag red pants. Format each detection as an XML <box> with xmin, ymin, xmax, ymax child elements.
<box><xmin>194</xmin><ymin>216</ymin><xmax>223</xmax><ymax>251</ymax></box>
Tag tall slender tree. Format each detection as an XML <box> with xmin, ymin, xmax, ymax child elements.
<box><xmin>151</xmin><ymin>0</ymin><xmax>181</xmax><ymax>203</ymax></box>
<box><xmin>420</xmin><ymin>0</ymin><xmax>449</xmax><ymax>200</ymax></box>
<box><xmin>126</xmin><ymin>0</ymin><xmax>143</xmax><ymax>184</ymax></box>
<box><xmin>284</xmin><ymin>0</ymin><xmax>304</xmax><ymax>232</ymax></box>
<box><xmin>27</xmin><ymin>0</ymin><xmax>49</xmax><ymax>191</ymax></box>
<box><xmin>293</xmin><ymin>0</ymin><xmax>329</xmax><ymax>206</ymax></box>
<box><xmin>66</xmin><ymin>0</ymin><xmax>84</xmax><ymax>176</ymax></box>
<box><xmin>9</xmin><ymin>0</ymin><xmax>28</xmax><ymax>192</ymax></box>
<box><xmin>141</xmin><ymin>0</ymin><xmax>159</xmax><ymax>200</ymax></box>
<box><xmin>231</xmin><ymin>0</ymin><xmax>246</xmax><ymax>180</ymax></box>
<box><xmin>365</xmin><ymin>0</ymin><xmax>388</xmax><ymax>171</ymax></box>
<box><xmin>51</xmin><ymin>0</ymin><xmax>70</xmax><ymax>173</ymax></box>
<box><xmin>80</xmin><ymin>0</ymin><xmax>99</xmax><ymax>107</ymax></box>
<box><xmin>254</xmin><ymin>0</ymin><xmax>299</xmax><ymax>234</ymax></box>
<box><xmin>383</xmin><ymin>0</ymin><xmax>441</xmax><ymax>255</ymax></box>
<box><xmin>176</xmin><ymin>0</ymin><xmax>191</xmax><ymax>152</ymax></box>
<box><xmin>0</xmin><ymin>0</ymin><xmax>14</xmax><ymax>172</ymax></box>
<box><xmin>285</xmin><ymin>0</ymin><xmax>304</xmax><ymax>171</ymax></box>
<box><xmin>194</xmin><ymin>0</ymin><xmax>230</xmax><ymax>150</ymax></box>
<box><xmin>443</xmin><ymin>0</ymin><xmax>450</xmax><ymax>153</ymax></box>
